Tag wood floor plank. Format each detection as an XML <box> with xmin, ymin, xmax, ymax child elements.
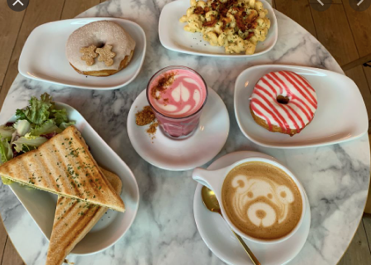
<box><xmin>61</xmin><ymin>0</ymin><xmax>101</xmax><ymax>20</ymax></box>
<box><xmin>0</xmin><ymin>1</ymin><xmax>25</xmax><ymax>87</ymax></box>
<box><xmin>344</xmin><ymin>65</ymin><xmax>371</xmax><ymax>120</ymax></box>
<box><xmin>338</xmin><ymin>220</ymin><xmax>371</xmax><ymax>265</ymax></box>
<box><xmin>275</xmin><ymin>0</ymin><xmax>317</xmax><ymax>37</ymax></box>
<box><xmin>0</xmin><ymin>0</ymin><xmax>66</xmax><ymax>112</ymax></box>
<box><xmin>2</xmin><ymin>238</ymin><xmax>24</xmax><ymax>265</ymax></box>
<box><xmin>0</xmin><ymin>220</ymin><xmax>8</xmax><ymax>264</ymax></box>
<box><xmin>343</xmin><ymin>1</ymin><xmax>371</xmax><ymax>58</ymax></box>
<box><xmin>310</xmin><ymin>3</ymin><xmax>359</xmax><ymax>66</ymax></box>
<box><xmin>362</xmin><ymin>215</ymin><xmax>371</xmax><ymax>255</ymax></box>
<box><xmin>363</xmin><ymin>65</ymin><xmax>371</xmax><ymax>90</ymax></box>
<box><xmin>342</xmin><ymin>53</ymin><xmax>371</xmax><ymax>71</ymax></box>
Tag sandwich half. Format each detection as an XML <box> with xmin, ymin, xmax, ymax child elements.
<box><xmin>0</xmin><ymin>126</ymin><xmax>125</xmax><ymax>212</ymax></box>
<box><xmin>46</xmin><ymin>167</ymin><xmax>122</xmax><ymax>265</ymax></box>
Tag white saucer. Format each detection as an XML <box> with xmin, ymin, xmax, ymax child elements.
<box><xmin>127</xmin><ymin>88</ymin><xmax>229</xmax><ymax>171</ymax></box>
<box><xmin>193</xmin><ymin>151</ymin><xmax>311</xmax><ymax>265</ymax></box>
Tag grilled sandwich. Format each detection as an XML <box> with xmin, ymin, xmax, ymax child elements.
<box><xmin>46</xmin><ymin>167</ymin><xmax>122</xmax><ymax>265</ymax></box>
<box><xmin>0</xmin><ymin>126</ymin><xmax>125</xmax><ymax>212</ymax></box>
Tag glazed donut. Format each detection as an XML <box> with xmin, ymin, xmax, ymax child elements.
<box><xmin>250</xmin><ymin>71</ymin><xmax>317</xmax><ymax>136</ymax></box>
<box><xmin>66</xmin><ymin>21</ymin><xmax>136</xmax><ymax>77</ymax></box>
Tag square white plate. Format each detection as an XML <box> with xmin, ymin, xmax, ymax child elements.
<box><xmin>234</xmin><ymin>65</ymin><xmax>369</xmax><ymax>148</ymax></box>
<box><xmin>7</xmin><ymin>102</ymin><xmax>140</xmax><ymax>254</ymax></box>
<box><xmin>159</xmin><ymin>0</ymin><xmax>278</xmax><ymax>57</ymax></box>
<box><xmin>18</xmin><ymin>18</ymin><xmax>146</xmax><ymax>90</ymax></box>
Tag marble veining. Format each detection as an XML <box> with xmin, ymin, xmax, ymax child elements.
<box><xmin>0</xmin><ymin>0</ymin><xmax>369</xmax><ymax>265</ymax></box>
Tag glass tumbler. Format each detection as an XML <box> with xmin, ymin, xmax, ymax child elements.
<box><xmin>146</xmin><ymin>66</ymin><xmax>208</xmax><ymax>140</ymax></box>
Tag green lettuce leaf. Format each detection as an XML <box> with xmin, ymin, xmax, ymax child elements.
<box><xmin>16</xmin><ymin>93</ymin><xmax>53</xmax><ymax>125</ymax></box>
<box><xmin>59</xmin><ymin>121</ymin><xmax>76</xmax><ymax>130</ymax></box>
<box><xmin>51</xmin><ymin>109</ymin><xmax>69</xmax><ymax>126</ymax></box>
<box><xmin>30</xmin><ymin>120</ymin><xmax>61</xmax><ymax>136</ymax></box>
<box><xmin>0</xmin><ymin>126</ymin><xmax>15</xmax><ymax>140</ymax></box>
<box><xmin>13</xmin><ymin>120</ymin><xmax>31</xmax><ymax>136</ymax></box>
<box><xmin>0</xmin><ymin>139</ymin><xmax>12</xmax><ymax>164</ymax></box>
<box><xmin>13</xmin><ymin>135</ymin><xmax>48</xmax><ymax>153</ymax></box>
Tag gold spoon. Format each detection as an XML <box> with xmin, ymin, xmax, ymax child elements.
<box><xmin>201</xmin><ymin>186</ymin><xmax>261</xmax><ymax>265</ymax></box>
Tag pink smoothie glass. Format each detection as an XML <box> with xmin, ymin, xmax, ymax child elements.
<box><xmin>146</xmin><ymin>66</ymin><xmax>208</xmax><ymax>140</ymax></box>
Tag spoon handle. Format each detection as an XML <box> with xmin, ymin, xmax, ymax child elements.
<box><xmin>231</xmin><ymin>230</ymin><xmax>261</xmax><ymax>265</ymax></box>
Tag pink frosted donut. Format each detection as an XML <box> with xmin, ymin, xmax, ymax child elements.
<box><xmin>250</xmin><ymin>71</ymin><xmax>317</xmax><ymax>136</ymax></box>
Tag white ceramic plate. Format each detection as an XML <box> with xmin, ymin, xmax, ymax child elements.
<box><xmin>18</xmin><ymin>17</ymin><xmax>146</xmax><ymax>90</ymax></box>
<box><xmin>234</xmin><ymin>65</ymin><xmax>369</xmax><ymax>148</ymax></box>
<box><xmin>7</xmin><ymin>102</ymin><xmax>140</xmax><ymax>255</ymax></box>
<box><xmin>127</xmin><ymin>88</ymin><xmax>230</xmax><ymax>171</ymax></box>
<box><xmin>193</xmin><ymin>151</ymin><xmax>311</xmax><ymax>265</ymax></box>
<box><xmin>159</xmin><ymin>0</ymin><xmax>278</xmax><ymax>57</ymax></box>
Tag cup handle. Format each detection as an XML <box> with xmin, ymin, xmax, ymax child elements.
<box><xmin>192</xmin><ymin>167</ymin><xmax>220</xmax><ymax>191</ymax></box>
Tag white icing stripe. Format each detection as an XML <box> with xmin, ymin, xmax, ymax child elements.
<box><xmin>280</xmin><ymin>72</ymin><xmax>317</xmax><ymax>109</ymax></box>
<box><xmin>253</xmin><ymin>103</ymin><xmax>277</xmax><ymax>126</ymax></box>
<box><xmin>271</xmin><ymin>72</ymin><xmax>316</xmax><ymax>114</ymax></box>
<box><xmin>256</xmin><ymin>79</ymin><xmax>306</xmax><ymax>128</ymax></box>
<box><xmin>284</xmin><ymin>72</ymin><xmax>317</xmax><ymax>106</ymax></box>
<box><xmin>253</xmin><ymin>94</ymin><xmax>288</xmax><ymax>128</ymax></box>
<box><xmin>250</xmin><ymin>71</ymin><xmax>317</xmax><ymax>131</ymax></box>
<box><xmin>291</xmin><ymin>73</ymin><xmax>316</xmax><ymax>97</ymax></box>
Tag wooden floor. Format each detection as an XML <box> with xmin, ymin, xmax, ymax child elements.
<box><xmin>0</xmin><ymin>0</ymin><xmax>370</xmax><ymax>264</ymax></box>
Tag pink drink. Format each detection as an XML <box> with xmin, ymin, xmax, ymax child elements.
<box><xmin>147</xmin><ymin>66</ymin><xmax>208</xmax><ymax>139</ymax></box>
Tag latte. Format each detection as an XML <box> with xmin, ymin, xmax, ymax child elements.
<box><xmin>222</xmin><ymin>161</ymin><xmax>303</xmax><ymax>240</ymax></box>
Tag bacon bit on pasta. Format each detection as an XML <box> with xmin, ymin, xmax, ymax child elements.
<box><xmin>194</xmin><ymin>6</ymin><xmax>205</xmax><ymax>15</ymax></box>
<box><xmin>221</xmin><ymin>16</ymin><xmax>232</xmax><ymax>24</ymax></box>
<box><xmin>247</xmin><ymin>12</ymin><xmax>258</xmax><ymax>23</ymax></box>
<box><xmin>211</xmin><ymin>1</ymin><xmax>218</xmax><ymax>10</ymax></box>
<box><xmin>203</xmin><ymin>15</ymin><xmax>217</xmax><ymax>27</ymax></box>
<box><xmin>246</xmin><ymin>32</ymin><xmax>255</xmax><ymax>40</ymax></box>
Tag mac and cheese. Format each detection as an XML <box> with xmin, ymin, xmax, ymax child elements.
<box><xmin>179</xmin><ymin>0</ymin><xmax>271</xmax><ymax>55</ymax></box>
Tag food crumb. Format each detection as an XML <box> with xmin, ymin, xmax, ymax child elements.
<box><xmin>147</xmin><ymin>122</ymin><xmax>158</xmax><ymax>138</ymax></box>
<box><xmin>135</xmin><ymin>106</ymin><xmax>155</xmax><ymax>126</ymax></box>
<box><xmin>135</xmin><ymin>106</ymin><xmax>159</xmax><ymax>141</ymax></box>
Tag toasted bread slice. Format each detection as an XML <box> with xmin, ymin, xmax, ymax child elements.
<box><xmin>0</xmin><ymin>126</ymin><xmax>125</xmax><ymax>212</ymax></box>
<box><xmin>46</xmin><ymin>167</ymin><xmax>122</xmax><ymax>265</ymax></box>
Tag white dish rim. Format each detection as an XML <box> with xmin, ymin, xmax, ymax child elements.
<box><xmin>18</xmin><ymin>17</ymin><xmax>147</xmax><ymax>90</ymax></box>
<box><xmin>234</xmin><ymin>64</ymin><xmax>369</xmax><ymax>149</ymax></box>
<box><xmin>159</xmin><ymin>0</ymin><xmax>278</xmax><ymax>58</ymax></box>
<box><xmin>193</xmin><ymin>150</ymin><xmax>311</xmax><ymax>265</ymax></box>
<box><xmin>6</xmin><ymin>101</ymin><xmax>140</xmax><ymax>255</ymax></box>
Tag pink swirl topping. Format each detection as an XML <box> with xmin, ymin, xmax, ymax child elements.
<box><xmin>148</xmin><ymin>69</ymin><xmax>207</xmax><ymax>118</ymax></box>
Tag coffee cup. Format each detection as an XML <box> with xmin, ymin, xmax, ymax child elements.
<box><xmin>192</xmin><ymin>157</ymin><xmax>306</xmax><ymax>244</ymax></box>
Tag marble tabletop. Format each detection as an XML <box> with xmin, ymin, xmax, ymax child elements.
<box><xmin>0</xmin><ymin>0</ymin><xmax>369</xmax><ymax>264</ymax></box>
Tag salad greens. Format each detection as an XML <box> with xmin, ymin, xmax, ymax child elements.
<box><xmin>0</xmin><ymin>93</ymin><xmax>75</xmax><ymax>178</ymax></box>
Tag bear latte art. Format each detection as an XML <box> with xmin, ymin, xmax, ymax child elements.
<box><xmin>222</xmin><ymin>162</ymin><xmax>303</xmax><ymax>240</ymax></box>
